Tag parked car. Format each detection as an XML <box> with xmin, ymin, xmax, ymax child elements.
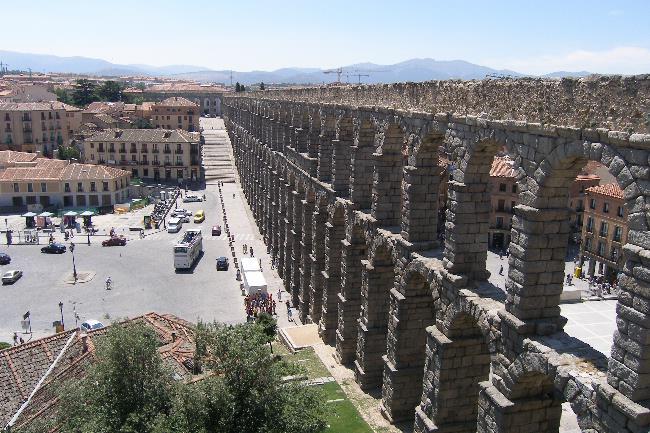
<box><xmin>102</xmin><ymin>236</ymin><xmax>127</xmax><ymax>247</ymax></box>
<box><xmin>167</xmin><ymin>217</ymin><xmax>183</xmax><ymax>233</ymax></box>
<box><xmin>0</xmin><ymin>253</ymin><xmax>11</xmax><ymax>265</ymax></box>
<box><xmin>171</xmin><ymin>209</ymin><xmax>192</xmax><ymax>218</ymax></box>
<box><xmin>183</xmin><ymin>195</ymin><xmax>202</xmax><ymax>203</ymax></box>
<box><xmin>216</xmin><ymin>256</ymin><xmax>229</xmax><ymax>271</ymax></box>
<box><xmin>2</xmin><ymin>270</ymin><xmax>22</xmax><ymax>284</ymax></box>
<box><xmin>41</xmin><ymin>243</ymin><xmax>67</xmax><ymax>254</ymax></box>
<box><xmin>194</xmin><ymin>210</ymin><xmax>205</xmax><ymax>223</ymax></box>
<box><xmin>80</xmin><ymin>320</ymin><xmax>104</xmax><ymax>332</ymax></box>
<box><xmin>211</xmin><ymin>225</ymin><xmax>221</xmax><ymax>236</ymax></box>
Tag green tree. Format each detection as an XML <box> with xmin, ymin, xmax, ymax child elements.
<box><xmin>240</xmin><ymin>84</ymin><xmax>246</xmax><ymax>92</ymax></box>
<box><xmin>56</xmin><ymin>323</ymin><xmax>175</xmax><ymax>433</ymax></box>
<box><xmin>97</xmin><ymin>80</ymin><xmax>124</xmax><ymax>102</ymax></box>
<box><xmin>235</xmin><ymin>82</ymin><xmax>241</xmax><ymax>92</ymax></box>
<box><xmin>255</xmin><ymin>312</ymin><xmax>277</xmax><ymax>353</ymax></box>
<box><xmin>72</xmin><ymin>79</ymin><xmax>99</xmax><ymax>106</ymax></box>
<box><xmin>57</xmin><ymin>146</ymin><xmax>80</xmax><ymax>161</ymax></box>
<box><xmin>260</xmin><ymin>82</ymin><xmax>265</xmax><ymax>90</ymax></box>
<box><xmin>54</xmin><ymin>88</ymin><xmax>73</xmax><ymax>105</ymax></box>
<box><xmin>0</xmin><ymin>341</ymin><xmax>11</xmax><ymax>350</ymax></box>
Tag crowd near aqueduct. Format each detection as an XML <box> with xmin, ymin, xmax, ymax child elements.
<box><xmin>222</xmin><ymin>76</ymin><xmax>650</xmax><ymax>433</ymax></box>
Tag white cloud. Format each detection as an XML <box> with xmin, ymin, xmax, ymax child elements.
<box><xmin>492</xmin><ymin>46</ymin><xmax>650</xmax><ymax>75</ymax></box>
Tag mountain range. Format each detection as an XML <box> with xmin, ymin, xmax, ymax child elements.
<box><xmin>0</xmin><ymin>50</ymin><xmax>592</xmax><ymax>85</ymax></box>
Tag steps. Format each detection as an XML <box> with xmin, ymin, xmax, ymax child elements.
<box><xmin>200</xmin><ymin>118</ymin><xmax>236</xmax><ymax>183</ymax></box>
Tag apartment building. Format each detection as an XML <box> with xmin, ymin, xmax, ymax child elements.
<box><xmin>0</xmin><ymin>102</ymin><xmax>82</xmax><ymax>155</ymax></box>
<box><xmin>83</xmin><ymin>129</ymin><xmax>201</xmax><ymax>182</ymax></box>
<box><xmin>0</xmin><ymin>150</ymin><xmax>130</xmax><ymax>209</ymax></box>
<box><xmin>124</xmin><ymin>83</ymin><xmax>227</xmax><ymax>116</ymax></box>
<box><xmin>579</xmin><ymin>183</ymin><xmax>628</xmax><ymax>281</ymax></box>
<box><xmin>151</xmin><ymin>97</ymin><xmax>199</xmax><ymax>131</ymax></box>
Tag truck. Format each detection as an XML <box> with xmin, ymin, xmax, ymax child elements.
<box><xmin>243</xmin><ymin>270</ymin><xmax>267</xmax><ymax>295</ymax></box>
<box><xmin>173</xmin><ymin>229</ymin><xmax>203</xmax><ymax>270</ymax></box>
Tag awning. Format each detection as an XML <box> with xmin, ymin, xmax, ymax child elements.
<box><xmin>63</xmin><ymin>211</ymin><xmax>78</xmax><ymax>217</ymax></box>
<box><xmin>38</xmin><ymin>212</ymin><xmax>54</xmax><ymax>217</ymax></box>
<box><xmin>79</xmin><ymin>211</ymin><xmax>95</xmax><ymax>216</ymax></box>
<box><xmin>21</xmin><ymin>212</ymin><xmax>37</xmax><ymax>218</ymax></box>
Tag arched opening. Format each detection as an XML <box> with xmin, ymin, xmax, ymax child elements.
<box><xmin>316</xmin><ymin>111</ymin><xmax>336</xmax><ymax>183</ymax></box>
<box><xmin>309</xmin><ymin>195</ymin><xmax>329</xmax><ymax>324</ymax></box>
<box><xmin>415</xmin><ymin>311</ymin><xmax>491</xmax><ymax>432</ymax></box>
<box><xmin>371</xmin><ymin>122</ymin><xmax>404</xmax><ymax>228</ymax></box>
<box><xmin>381</xmin><ymin>267</ymin><xmax>436</xmax><ymax>422</ymax></box>
<box><xmin>335</xmin><ymin>223</ymin><xmax>368</xmax><ymax>365</ymax></box>
<box><xmin>354</xmin><ymin>242</ymin><xmax>396</xmax><ymax>390</ymax></box>
<box><xmin>319</xmin><ymin>204</ymin><xmax>346</xmax><ymax>345</ymax></box>
<box><xmin>298</xmin><ymin>188</ymin><xmax>315</xmax><ymax>323</ymax></box>
<box><xmin>331</xmin><ymin>113</ymin><xmax>353</xmax><ymax>197</ymax></box>
<box><xmin>349</xmin><ymin>116</ymin><xmax>375</xmax><ymax>210</ymax></box>
<box><xmin>289</xmin><ymin>181</ymin><xmax>305</xmax><ymax>308</ymax></box>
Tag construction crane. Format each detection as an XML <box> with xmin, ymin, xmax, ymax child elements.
<box><xmin>345</xmin><ymin>72</ymin><xmax>369</xmax><ymax>84</ymax></box>
<box><xmin>323</xmin><ymin>67</ymin><xmax>344</xmax><ymax>83</ymax></box>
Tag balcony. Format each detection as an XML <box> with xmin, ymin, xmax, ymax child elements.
<box><xmin>119</xmin><ymin>149</ymin><xmax>126</xmax><ymax>153</ymax></box>
<box><xmin>4</xmin><ymin>127</ymin><xmax>10</xmax><ymax>133</ymax></box>
<box><xmin>98</xmin><ymin>159</ymin><xmax>106</xmax><ymax>164</ymax></box>
<box><xmin>98</xmin><ymin>147</ymin><xmax>105</xmax><ymax>153</ymax></box>
<box><xmin>175</xmin><ymin>149</ymin><xmax>183</xmax><ymax>154</ymax></box>
<box><xmin>140</xmin><ymin>160</ymin><xmax>149</xmax><ymax>165</ymax></box>
<box><xmin>22</xmin><ymin>116</ymin><xmax>31</xmax><ymax>122</ymax></box>
<box><xmin>163</xmin><ymin>149</ymin><xmax>172</xmax><ymax>154</ymax></box>
<box><xmin>164</xmin><ymin>162</ymin><xmax>171</xmax><ymax>166</ymax></box>
<box><xmin>151</xmin><ymin>149</ymin><xmax>159</xmax><ymax>154</ymax></box>
<box><xmin>23</xmin><ymin>126</ymin><xmax>32</xmax><ymax>133</ymax></box>
<box><xmin>141</xmin><ymin>148</ymin><xmax>148</xmax><ymax>153</ymax></box>
<box><xmin>190</xmin><ymin>147</ymin><xmax>199</xmax><ymax>154</ymax></box>
<box><xmin>152</xmin><ymin>161</ymin><xmax>161</xmax><ymax>166</ymax></box>
<box><xmin>109</xmin><ymin>148</ymin><xmax>115</xmax><ymax>153</ymax></box>
<box><xmin>130</xmin><ymin>148</ymin><xmax>137</xmax><ymax>153</ymax></box>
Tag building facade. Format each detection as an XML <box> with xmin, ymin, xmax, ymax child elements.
<box><xmin>151</xmin><ymin>97</ymin><xmax>199</xmax><ymax>131</ymax></box>
<box><xmin>83</xmin><ymin>129</ymin><xmax>201</xmax><ymax>182</ymax></box>
<box><xmin>124</xmin><ymin>83</ymin><xmax>227</xmax><ymax>116</ymax></box>
<box><xmin>0</xmin><ymin>150</ymin><xmax>130</xmax><ymax>209</ymax></box>
<box><xmin>579</xmin><ymin>183</ymin><xmax>628</xmax><ymax>281</ymax></box>
<box><xmin>0</xmin><ymin>102</ymin><xmax>82</xmax><ymax>155</ymax></box>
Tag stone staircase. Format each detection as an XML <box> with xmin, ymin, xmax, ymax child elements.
<box><xmin>200</xmin><ymin>118</ymin><xmax>236</xmax><ymax>184</ymax></box>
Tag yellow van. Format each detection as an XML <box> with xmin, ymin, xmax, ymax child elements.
<box><xmin>193</xmin><ymin>210</ymin><xmax>205</xmax><ymax>223</ymax></box>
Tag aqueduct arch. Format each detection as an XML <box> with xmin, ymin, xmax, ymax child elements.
<box><xmin>223</xmin><ymin>76</ymin><xmax>650</xmax><ymax>432</ymax></box>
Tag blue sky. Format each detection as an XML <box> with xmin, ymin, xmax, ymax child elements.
<box><xmin>1</xmin><ymin>0</ymin><xmax>649</xmax><ymax>74</ymax></box>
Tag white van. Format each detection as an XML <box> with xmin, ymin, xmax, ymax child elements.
<box><xmin>167</xmin><ymin>217</ymin><xmax>183</xmax><ymax>233</ymax></box>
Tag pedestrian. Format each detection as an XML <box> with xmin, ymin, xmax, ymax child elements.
<box><xmin>277</xmin><ymin>288</ymin><xmax>282</xmax><ymax>302</ymax></box>
<box><xmin>13</xmin><ymin>332</ymin><xmax>18</xmax><ymax>346</ymax></box>
<box><xmin>259</xmin><ymin>258</ymin><xmax>262</xmax><ymax>269</ymax></box>
<box><xmin>285</xmin><ymin>300</ymin><xmax>290</xmax><ymax>312</ymax></box>
<box><xmin>19</xmin><ymin>336</ymin><xmax>24</xmax><ymax>345</ymax></box>
<box><xmin>250</xmin><ymin>246</ymin><xmax>254</xmax><ymax>257</ymax></box>
<box><xmin>243</xmin><ymin>244</ymin><xmax>247</xmax><ymax>255</ymax></box>
<box><xmin>287</xmin><ymin>306</ymin><xmax>293</xmax><ymax>322</ymax></box>
<box><xmin>233</xmin><ymin>193</ymin><xmax>235</xmax><ymax>199</ymax></box>
<box><xmin>499</xmin><ymin>265</ymin><xmax>504</xmax><ymax>275</ymax></box>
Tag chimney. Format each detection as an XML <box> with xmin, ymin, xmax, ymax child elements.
<box><xmin>81</xmin><ymin>334</ymin><xmax>89</xmax><ymax>353</ymax></box>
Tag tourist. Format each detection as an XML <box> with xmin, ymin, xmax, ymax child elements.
<box><xmin>250</xmin><ymin>246</ymin><xmax>254</xmax><ymax>257</ymax></box>
<box><xmin>13</xmin><ymin>332</ymin><xmax>18</xmax><ymax>346</ymax></box>
<box><xmin>499</xmin><ymin>265</ymin><xmax>503</xmax><ymax>275</ymax></box>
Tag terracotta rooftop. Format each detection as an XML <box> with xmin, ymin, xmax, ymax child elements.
<box><xmin>157</xmin><ymin>96</ymin><xmax>199</xmax><ymax>107</ymax></box>
<box><xmin>0</xmin><ymin>313</ymin><xmax>196</xmax><ymax>430</ymax></box>
<box><xmin>88</xmin><ymin>128</ymin><xmax>200</xmax><ymax>143</ymax></box>
<box><xmin>585</xmin><ymin>183</ymin><xmax>624</xmax><ymax>199</ymax></box>
<box><xmin>490</xmin><ymin>155</ymin><xmax>517</xmax><ymax>178</ymax></box>
<box><xmin>0</xmin><ymin>150</ymin><xmax>39</xmax><ymax>166</ymax></box>
<box><xmin>0</xmin><ymin>102</ymin><xmax>77</xmax><ymax>112</ymax></box>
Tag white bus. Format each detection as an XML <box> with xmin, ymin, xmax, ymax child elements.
<box><xmin>173</xmin><ymin>229</ymin><xmax>203</xmax><ymax>270</ymax></box>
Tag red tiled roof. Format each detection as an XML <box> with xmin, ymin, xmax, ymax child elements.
<box><xmin>490</xmin><ymin>155</ymin><xmax>517</xmax><ymax>178</ymax></box>
<box><xmin>585</xmin><ymin>183</ymin><xmax>623</xmax><ymax>199</ymax></box>
<box><xmin>157</xmin><ymin>96</ymin><xmax>199</xmax><ymax>107</ymax></box>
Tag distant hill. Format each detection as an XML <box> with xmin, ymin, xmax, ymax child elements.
<box><xmin>0</xmin><ymin>50</ymin><xmax>594</xmax><ymax>84</ymax></box>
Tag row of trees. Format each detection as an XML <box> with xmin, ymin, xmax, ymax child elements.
<box><xmin>24</xmin><ymin>315</ymin><xmax>326</xmax><ymax>433</ymax></box>
<box><xmin>56</xmin><ymin>79</ymin><xmax>142</xmax><ymax>107</ymax></box>
<box><xmin>234</xmin><ymin>82</ymin><xmax>266</xmax><ymax>92</ymax></box>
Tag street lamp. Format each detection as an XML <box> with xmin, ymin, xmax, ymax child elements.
<box><xmin>70</xmin><ymin>242</ymin><xmax>77</xmax><ymax>283</ymax></box>
<box><xmin>58</xmin><ymin>301</ymin><xmax>64</xmax><ymax>330</ymax></box>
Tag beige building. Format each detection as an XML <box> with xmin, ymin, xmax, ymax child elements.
<box><xmin>124</xmin><ymin>83</ymin><xmax>227</xmax><ymax>116</ymax></box>
<box><xmin>1</xmin><ymin>102</ymin><xmax>82</xmax><ymax>155</ymax></box>
<box><xmin>0</xmin><ymin>150</ymin><xmax>130</xmax><ymax>209</ymax></box>
<box><xmin>151</xmin><ymin>97</ymin><xmax>199</xmax><ymax>132</ymax></box>
<box><xmin>83</xmin><ymin>129</ymin><xmax>201</xmax><ymax>182</ymax></box>
<box><xmin>579</xmin><ymin>183</ymin><xmax>628</xmax><ymax>281</ymax></box>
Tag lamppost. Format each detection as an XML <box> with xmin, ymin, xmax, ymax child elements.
<box><xmin>70</xmin><ymin>242</ymin><xmax>77</xmax><ymax>283</ymax></box>
<box><xmin>58</xmin><ymin>301</ymin><xmax>64</xmax><ymax>330</ymax></box>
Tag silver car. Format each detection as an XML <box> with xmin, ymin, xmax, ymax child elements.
<box><xmin>2</xmin><ymin>270</ymin><xmax>23</xmax><ymax>284</ymax></box>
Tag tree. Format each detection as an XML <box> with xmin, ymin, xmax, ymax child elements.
<box><xmin>97</xmin><ymin>80</ymin><xmax>124</xmax><ymax>102</ymax></box>
<box><xmin>0</xmin><ymin>341</ymin><xmax>11</xmax><ymax>350</ymax></box>
<box><xmin>240</xmin><ymin>84</ymin><xmax>246</xmax><ymax>92</ymax></box>
<box><xmin>72</xmin><ymin>79</ymin><xmax>99</xmax><ymax>106</ymax></box>
<box><xmin>54</xmin><ymin>88</ymin><xmax>73</xmax><ymax>105</ymax></box>
<box><xmin>56</xmin><ymin>323</ymin><xmax>175</xmax><ymax>433</ymax></box>
<box><xmin>57</xmin><ymin>146</ymin><xmax>80</xmax><ymax>161</ymax></box>
<box><xmin>260</xmin><ymin>82</ymin><xmax>265</xmax><ymax>90</ymax></box>
<box><xmin>235</xmin><ymin>82</ymin><xmax>241</xmax><ymax>92</ymax></box>
<box><xmin>256</xmin><ymin>312</ymin><xmax>277</xmax><ymax>353</ymax></box>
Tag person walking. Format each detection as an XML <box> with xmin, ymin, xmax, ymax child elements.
<box><xmin>499</xmin><ymin>265</ymin><xmax>504</xmax><ymax>275</ymax></box>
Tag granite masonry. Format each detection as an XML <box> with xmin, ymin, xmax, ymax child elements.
<box><xmin>222</xmin><ymin>76</ymin><xmax>650</xmax><ymax>433</ymax></box>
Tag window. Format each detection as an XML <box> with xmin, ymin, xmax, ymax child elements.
<box><xmin>597</xmin><ymin>241</ymin><xmax>605</xmax><ymax>256</ymax></box>
<box><xmin>617</xmin><ymin>206</ymin><xmax>624</xmax><ymax>217</ymax></box>
<box><xmin>77</xmin><ymin>182</ymin><xmax>83</xmax><ymax>192</ymax></box>
<box><xmin>91</xmin><ymin>154</ymin><xmax>95</xmax><ymax>161</ymax></box>
<box><xmin>603</xmin><ymin>202</ymin><xmax>609</xmax><ymax>213</ymax></box>
<box><xmin>611</xmin><ymin>247</ymin><xmax>619</xmax><ymax>261</ymax></box>
<box><xmin>585</xmin><ymin>237</ymin><xmax>592</xmax><ymax>251</ymax></box>
<box><xmin>40</xmin><ymin>182</ymin><xmax>46</xmax><ymax>192</ymax></box>
<box><xmin>13</xmin><ymin>183</ymin><xmax>19</xmax><ymax>192</ymax></box>
<box><xmin>576</xmin><ymin>200</ymin><xmax>584</xmax><ymax>211</ymax></box>
<box><xmin>132</xmin><ymin>154</ymin><xmax>137</xmax><ymax>162</ymax></box>
<box><xmin>64</xmin><ymin>183</ymin><xmax>70</xmax><ymax>192</ymax></box>
<box><xmin>90</xmin><ymin>142</ymin><xmax>94</xmax><ymax>148</ymax></box>
<box><xmin>590</xmin><ymin>198</ymin><xmax>596</xmax><ymax>209</ymax></box>
<box><xmin>27</xmin><ymin>183</ymin><xmax>33</xmax><ymax>192</ymax></box>
<box><xmin>497</xmin><ymin>199</ymin><xmax>505</xmax><ymax>212</ymax></box>
<box><xmin>90</xmin><ymin>182</ymin><xmax>96</xmax><ymax>192</ymax></box>
<box><xmin>103</xmin><ymin>181</ymin><xmax>109</xmax><ymax>191</ymax></box>
<box><xmin>496</xmin><ymin>216</ymin><xmax>504</xmax><ymax>229</ymax></box>
<box><xmin>613</xmin><ymin>226</ymin><xmax>623</xmax><ymax>242</ymax></box>
<box><xmin>586</xmin><ymin>216</ymin><xmax>594</xmax><ymax>233</ymax></box>
<box><xmin>599</xmin><ymin>221</ymin><xmax>608</xmax><ymax>237</ymax></box>
<box><xmin>511</xmin><ymin>184</ymin><xmax>517</xmax><ymax>193</ymax></box>
<box><xmin>177</xmin><ymin>116</ymin><xmax>182</xmax><ymax>123</ymax></box>
<box><xmin>143</xmin><ymin>168</ymin><xmax>148</xmax><ymax>177</ymax></box>
<box><xmin>176</xmin><ymin>156</ymin><xmax>182</xmax><ymax>165</ymax></box>
<box><xmin>510</xmin><ymin>201</ymin><xmax>516</xmax><ymax>212</ymax></box>
<box><xmin>499</xmin><ymin>183</ymin><xmax>506</xmax><ymax>192</ymax></box>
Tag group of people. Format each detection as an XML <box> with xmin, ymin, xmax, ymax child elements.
<box><xmin>588</xmin><ymin>275</ymin><xmax>618</xmax><ymax>298</ymax></box>
<box><xmin>242</xmin><ymin>243</ymin><xmax>254</xmax><ymax>257</ymax></box>
<box><xmin>244</xmin><ymin>292</ymin><xmax>277</xmax><ymax>320</ymax></box>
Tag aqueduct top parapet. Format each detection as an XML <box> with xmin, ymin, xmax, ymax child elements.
<box><xmin>233</xmin><ymin>75</ymin><xmax>650</xmax><ymax>134</ymax></box>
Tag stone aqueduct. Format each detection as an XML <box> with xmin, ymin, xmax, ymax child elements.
<box><xmin>222</xmin><ymin>77</ymin><xmax>650</xmax><ymax>432</ymax></box>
